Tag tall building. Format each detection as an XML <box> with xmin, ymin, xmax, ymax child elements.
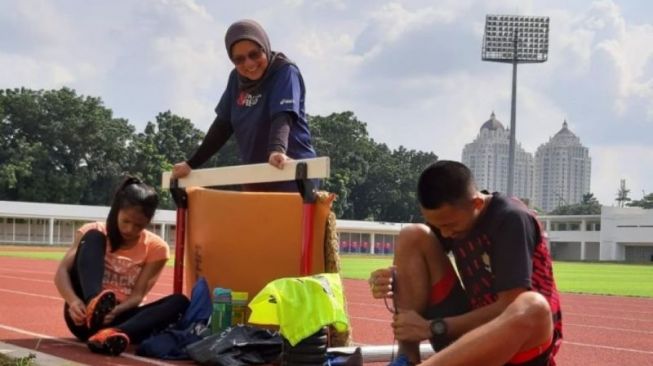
<box><xmin>462</xmin><ymin>112</ymin><xmax>534</xmax><ymax>200</ymax></box>
<box><xmin>534</xmin><ymin>120</ymin><xmax>591</xmax><ymax>212</ymax></box>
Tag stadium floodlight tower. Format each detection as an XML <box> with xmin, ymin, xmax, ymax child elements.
<box><xmin>482</xmin><ymin>14</ymin><xmax>549</xmax><ymax>196</ymax></box>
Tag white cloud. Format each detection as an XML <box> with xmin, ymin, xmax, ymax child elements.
<box><xmin>0</xmin><ymin>54</ymin><xmax>76</xmax><ymax>88</ymax></box>
<box><xmin>148</xmin><ymin>36</ymin><xmax>225</xmax><ymax>127</ymax></box>
<box><xmin>284</xmin><ymin>0</ymin><xmax>304</xmax><ymax>7</ymax></box>
<box><xmin>10</xmin><ymin>0</ymin><xmax>75</xmax><ymax>51</ymax></box>
<box><xmin>314</xmin><ymin>0</ymin><xmax>348</xmax><ymax>10</ymax></box>
<box><xmin>591</xmin><ymin>145</ymin><xmax>653</xmax><ymax>205</ymax></box>
<box><xmin>170</xmin><ymin>0</ymin><xmax>213</xmax><ymax>19</ymax></box>
<box><xmin>563</xmin><ymin>0</ymin><xmax>653</xmax><ymax>119</ymax></box>
<box><xmin>370</xmin><ymin>2</ymin><xmax>456</xmax><ymax>42</ymax></box>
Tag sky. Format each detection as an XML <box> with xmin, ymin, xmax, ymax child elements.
<box><xmin>1</xmin><ymin>0</ymin><xmax>652</xmax><ymax>206</ymax></box>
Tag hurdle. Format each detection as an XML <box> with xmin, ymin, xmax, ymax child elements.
<box><xmin>162</xmin><ymin>157</ymin><xmax>330</xmax><ymax>294</ymax></box>
<box><xmin>161</xmin><ymin>157</ymin><xmax>429</xmax><ymax>362</ymax></box>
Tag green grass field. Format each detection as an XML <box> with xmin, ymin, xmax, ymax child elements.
<box><xmin>0</xmin><ymin>251</ymin><xmax>66</xmax><ymax>261</ymax></box>
<box><xmin>340</xmin><ymin>256</ymin><xmax>653</xmax><ymax>297</ymax></box>
<box><xmin>1</xmin><ymin>250</ymin><xmax>651</xmax><ymax>297</ymax></box>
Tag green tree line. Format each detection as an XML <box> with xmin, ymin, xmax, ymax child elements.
<box><xmin>0</xmin><ymin>87</ymin><xmax>437</xmax><ymax>222</ymax></box>
<box><xmin>548</xmin><ymin>193</ymin><xmax>602</xmax><ymax>215</ymax></box>
<box><xmin>548</xmin><ymin>189</ymin><xmax>653</xmax><ymax>215</ymax></box>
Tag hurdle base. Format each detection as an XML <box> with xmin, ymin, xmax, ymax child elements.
<box><xmin>328</xmin><ymin>344</ymin><xmax>435</xmax><ymax>363</ymax></box>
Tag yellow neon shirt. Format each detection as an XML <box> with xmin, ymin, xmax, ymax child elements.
<box><xmin>248</xmin><ymin>273</ymin><xmax>349</xmax><ymax>346</ymax></box>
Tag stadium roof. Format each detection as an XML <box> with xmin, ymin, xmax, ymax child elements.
<box><xmin>0</xmin><ymin>201</ymin><xmax>176</xmax><ymax>224</ymax></box>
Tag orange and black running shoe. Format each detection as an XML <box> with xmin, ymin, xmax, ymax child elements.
<box><xmin>87</xmin><ymin>328</ymin><xmax>129</xmax><ymax>356</ymax></box>
<box><xmin>85</xmin><ymin>290</ymin><xmax>116</xmax><ymax>330</ymax></box>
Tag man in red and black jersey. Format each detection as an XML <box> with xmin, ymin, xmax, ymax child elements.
<box><xmin>369</xmin><ymin>161</ymin><xmax>562</xmax><ymax>366</ymax></box>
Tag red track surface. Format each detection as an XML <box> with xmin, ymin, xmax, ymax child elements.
<box><xmin>1</xmin><ymin>257</ymin><xmax>652</xmax><ymax>365</ymax></box>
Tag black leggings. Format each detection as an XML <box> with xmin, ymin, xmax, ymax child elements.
<box><xmin>64</xmin><ymin>230</ymin><xmax>189</xmax><ymax>343</ymax></box>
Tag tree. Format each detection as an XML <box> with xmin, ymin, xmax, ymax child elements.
<box><xmin>143</xmin><ymin>111</ymin><xmax>205</xmax><ymax>164</ymax></box>
<box><xmin>615</xmin><ymin>179</ymin><xmax>631</xmax><ymax>208</ymax></box>
<box><xmin>352</xmin><ymin>145</ymin><xmax>437</xmax><ymax>222</ymax></box>
<box><xmin>628</xmin><ymin>192</ymin><xmax>653</xmax><ymax>209</ymax></box>
<box><xmin>0</xmin><ymin>87</ymin><xmax>134</xmax><ymax>204</ymax></box>
<box><xmin>1</xmin><ymin>88</ymin><xmax>440</xmax><ymax>222</ymax></box>
<box><xmin>309</xmin><ymin>112</ymin><xmax>376</xmax><ymax>218</ymax></box>
<box><xmin>349</xmin><ymin>143</ymin><xmax>395</xmax><ymax>220</ymax></box>
<box><xmin>127</xmin><ymin>112</ymin><xmax>205</xmax><ymax>208</ymax></box>
<box><xmin>549</xmin><ymin>192</ymin><xmax>601</xmax><ymax>215</ymax></box>
<box><xmin>309</xmin><ymin>111</ymin><xmax>437</xmax><ymax>221</ymax></box>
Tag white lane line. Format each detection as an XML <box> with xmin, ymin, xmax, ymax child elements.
<box><xmin>0</xmin><ymin>286</ymin><xmax>169</xmax><ymax>302</ymax></box>
<box><xmin>565</xmin><ymin>312</ymin><xmax>653</xmax><ymax>323</ymax></box>
<box><xmin>0</xmin><ymin>324</ymin><xmax>177</xmax><ymax>365</ymax></box>
<box><xmin>566</xmin><ymin>323</ymin><xmax>653</xmax><ymax>335</ymax></box>
<box><xmin>0</xmin><ymin>274</ymin><xmax>52</xmax><ymax>284</ymax></box>
<box><xmin>565</xmin><ymin>307</ymin><xmax>653</xmax><ymax>315</ymax></box>
<box><xmin>563</xmin><ymin>303</ymin><xmax>653</xmax><ymax>313</ymax></box>
<box><xmin>348</xmin><ymin>317</ymin><xmax>653</xmax><ymax>337</ymax></box>
<box><xmin>0</xmin><ymin>288</ymin><xmax>62</xmax><ymax>301</ymax></box>
<box><xmin>0</xmin><ymin>268</ymin><xmax>57</xmax><ymax>276</ymax></box>
<box><xmin>348</xmin><ymin>298</ymin><xmax>653</xmax><ymax>312</ymax></box>
<box><xmin>564</xmin><ymin>341</ymin><xmax>653</xmax><ymax>355</ymax></box>
<box><xmin>0</xmin><ymin>268</ymin><xmax>174</xmax><ymax>281</ymax></box>
<box><xmin>563</xmin><ymin>293</ymin><xmax>653</xmax><ymax>302</ymax></box>
<box><xmin>350</xmin><ymin>316</ymin><xmax>390</xmax><ymax>323</ymax></box>
<box><xmin>346</xmin><ymin>301</ymin><xmax>386</xmax><ymax>309</ymax></box>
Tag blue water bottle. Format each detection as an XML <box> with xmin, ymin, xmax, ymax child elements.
<box><xmin>211</xmin><ymin>288</ymin><xmax>232</xmax><ymax>334</ymax></box>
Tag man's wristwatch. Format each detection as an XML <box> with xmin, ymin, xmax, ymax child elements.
<box><xmin>429</xmin><ymin>318</ymin><xmax>448</xmax><ymax>343</ymax></box>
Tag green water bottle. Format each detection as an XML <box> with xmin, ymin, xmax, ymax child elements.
<box><xmin>211</xmin><ymin>288</ymin><xmax>232</xmax><ymax>334</ymax></box>
<box><xmin>231</xmin><ymin>291</ymin><xmax>249</xmax><ymax>326</ymax></box>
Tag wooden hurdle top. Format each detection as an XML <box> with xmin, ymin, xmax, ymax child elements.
<box><xmin>161</xmin><ymin>157</ymin><xmax>330</xmax><ymax>189</ymax></box>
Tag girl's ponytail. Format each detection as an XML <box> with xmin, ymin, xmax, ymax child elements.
<box><xmin>106</xmin><ymin>176</ymin><xmax>158</xmax><ymax>251</ymax></box>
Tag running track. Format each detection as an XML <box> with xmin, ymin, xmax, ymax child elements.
<box><xmin>0</xmin><ymin>256</ymin><xmax>652</xmax><ymax>365</ymax></box>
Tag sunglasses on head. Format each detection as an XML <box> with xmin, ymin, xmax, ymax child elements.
<box><xmin>232</xmin><ymin>48</ymin><xmax>264</xmax><ymax>65</ymax></box>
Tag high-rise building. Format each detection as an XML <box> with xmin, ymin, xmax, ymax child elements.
<box><xmin>534</xmin><ymin>120</ymin><xmax>591</xmax><ymax>212</ymax></box>
<box><xmin>462</xmin><ymin>112</ymin><xmax>534</xmax><ymax>200</ymax></box>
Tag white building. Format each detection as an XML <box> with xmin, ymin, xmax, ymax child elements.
<box><xmin>2</xmin><ymin>201</ymin><xmax>652</xmax><ymax>263</ymax></box>
<box><xmin>462</xmin><ymin>112</ymin><xmax>534</xmax><ymax>201</ymax></box>
<box><xmin>0</xmin><ymin>201</ymin><xmax>176</xmax><ymax>246</ymax></box>
<box><xmin>534</xmin><ymin>121</ymin><xmax>591</xmax><ymax>212</ymax></box>
<box><xmin>597</xmin><ymin>207</ymin><xmax>653</xmax><ymax>262</ymax></box>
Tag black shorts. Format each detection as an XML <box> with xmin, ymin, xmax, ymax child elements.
<box><xmin>425</xmin><ymin>269</ymin><xmax>557</xmax><ymax>366</ymax></box>
<box><xmin>505</xmin><ymin>338</ymin><xmax>556</xmax><ymax>366</ymax></box>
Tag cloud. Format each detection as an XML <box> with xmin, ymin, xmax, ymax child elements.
<box><xmin>148</xmin><ymin>35</ymin><xmax>226</xmax><ymax>127</ymax></box>
<box><xmin>585</xmin><ymin>1</ymin><xmax>653</xmax><ymax>118</ymax></box>
<box><xmin>352</xmin><ymin>2</ymin><xmax>477</xmax><ymax>77</ymax></box>
<box><xmin>591</xmin><ymin>145</ymin><xmax>653</xmax><ymax>204</ymax></box>
<box><xmin>0</xmin><ymin>54</ymin><xmax>76</xmax><ymax>88</ymax></box>
<box><xmin>0</xmin><ymin>0</ymin><xmax>74</xmax><ymax>57</ymax></box>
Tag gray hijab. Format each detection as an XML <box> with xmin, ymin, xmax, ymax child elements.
<box><xmin>225</xmin><ymin>19</ymin><xmax>293</xmax><ymax>93</ymax></box>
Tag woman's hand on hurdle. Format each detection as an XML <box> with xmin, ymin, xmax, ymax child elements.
<box><xmin>171</xmin><ymin>161</ymin><xmax>192</xmax><ymax>179</ymax></box>
<box><xmin>268</xmin><ymin>152</ymin><xmax>290</xmax><ymax>169</ymax></box>
<box><xmin>369</xmin><ymin>267</ymin><xmax>394</xmax><ymax>299</ymax></box>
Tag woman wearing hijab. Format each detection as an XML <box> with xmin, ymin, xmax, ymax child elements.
<box><xmin>171</xmin><ymin>19</ymin><xmax>317</xmax><ymax>192</ymax></box>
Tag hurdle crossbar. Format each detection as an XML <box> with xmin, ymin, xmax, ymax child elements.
<box><xmin>161</xmin><ymin>157</ymin><xmax>330</xmax><ymax>189</ymax></box>
<box><xmin>163</xmin><ymin>157</ymin><xmax>331</xmax><ymax>293</ymax></box>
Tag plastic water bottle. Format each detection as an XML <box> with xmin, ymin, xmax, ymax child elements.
<box><xmin>211</xmin><ymin>288</ymin><xmax>232</xmax><ymax>334</ymax></box>
<box><xmin>231</xmin><ymin>291</ymin><xmax>249</xmax><ymax>326</ymax></box>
